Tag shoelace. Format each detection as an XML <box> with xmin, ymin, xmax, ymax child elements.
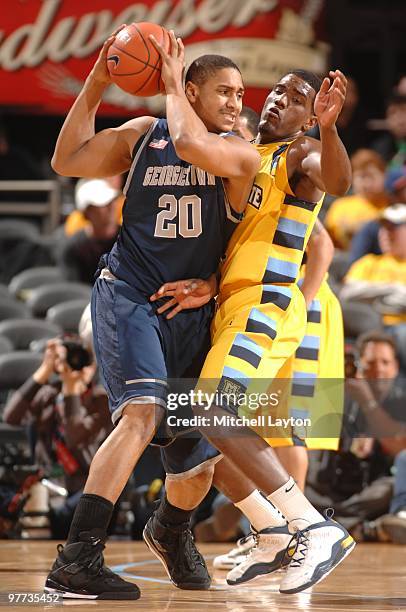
<box><xmin>286</xmin><ymin>528</ymin><xmax>310</xmax><ymax>568</ymax></box>
<box><xmin>84</xmin><ymin>538</ymin><xmax>106</xmax><ymax>572</ymax></box>
<box><xmin>179</xmin><ymin>529</ymin><xmax>206</xmax><ymax>570</ymax></box>
<box><xmin>240</xmin><ymin>532</ymin><xmax>260</xmax><ymax>559</ymax></box>
<box><xmin>283</xmin><ymin>509</ymin><xmax>335</xmax><ymax>568</ymax></box>
<box><xmin>237</xmin><ymin>532</ymin><xmax>257</xmax><ymax>548</ymax></box>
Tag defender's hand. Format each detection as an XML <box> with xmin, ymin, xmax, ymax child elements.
<box><xmin>149</xmin><ymin>30</ymin><xmax>185</xmax><ymax>94</ymax></box>
<box><xmin>89</xmin><ymin>25</ymin><xmax>127</xmax><ymax>86</ymax></box>
<box><xmin>314</xmin><ymin>70</ymin><xmax>347</xmax><ymax>129</ymax></box>
<box><xmin>150</xmin><ymin>275</ymin><xmax>217</xmax><ymax>319</ymax></box>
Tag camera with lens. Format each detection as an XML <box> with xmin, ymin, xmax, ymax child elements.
<box><xmin>62</xmin><ymin>340</ymin><xmax>92</xmax><ymax>371</ymax></box>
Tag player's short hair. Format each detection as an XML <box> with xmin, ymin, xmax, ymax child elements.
<box><xmin>356</xmin><ymin>330</ymin><xmax>398</xmax><ymax>359</ymax></box>
<box><xmin>185</xmin><ymin>55</ymin><xmax>241</xmax><ymax>87</ymax></box>
<box><xmin>239</xmin><ymin>106</ymin><xmax>260</xmax><ymax>137</ymax></box>
<box><xmin>289</xmin><ymin>69</ymin><xmax>323</xmax><ymax>95</ymax></box>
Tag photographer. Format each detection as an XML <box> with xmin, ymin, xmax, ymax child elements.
<box><xmin>305</xmin><ymin>331</ymin><xmax>406</xmax><ymax>543</ymax></box>
<box><xmin>2</xmin><ymin>337</ymin><xmax>112</xmax><ymax>538</ymax></box>
<box><xmin>345</xmin><ymin>331</ymin><xmax>406</xmax><ymax>542</ymax></box>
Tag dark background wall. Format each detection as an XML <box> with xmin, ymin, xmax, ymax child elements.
<box><xmin>326</xmin><ymin>0</ymin><xmax>405</xmax><ymax>117</ymax></box>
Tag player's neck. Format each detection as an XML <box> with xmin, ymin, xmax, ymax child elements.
<box><xmin>255</xmin><ymin>129</ymin><xmax>303</xmax><ymax>145</ymax></box>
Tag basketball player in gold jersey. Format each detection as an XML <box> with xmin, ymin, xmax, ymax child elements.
<box><xmin>212</xmin><ymin>221</ymin><xmax>346</xmax><ymax>582</ymax></box>
<box><xmin>150</xmin><ymin>56</ymin><xmax>354</xmax><ymax>593</ymax></box>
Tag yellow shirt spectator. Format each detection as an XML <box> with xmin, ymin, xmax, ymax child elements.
<box><xmin>344</xmin><ymin>253</ymin><xmax>406</xmax><ymax>324</ymax></box>
<box><xmin>65</xmin><ymin>195</ymin><xmax>124</xmax><ymax>236</ymax></box>
<box><xmin>325</xmin><ymin>148</ymin><xmax>389</xmax><ymax>249</ymax></box>
<box><xmin>325</xmin><ymin>193</ymin><xmax>388</xmax><ymax>248</ymax></box>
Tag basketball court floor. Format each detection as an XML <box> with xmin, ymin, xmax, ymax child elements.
<box><xmin>0</xmin><ymin>541</ymin><xmax>404</xmax><ymax>610</ymax></box>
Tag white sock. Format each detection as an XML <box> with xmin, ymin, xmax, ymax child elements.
<box><xmin>235</xmin><ymin>489</ymin><xmax>286</xmax><ymax>532</ymax></box>
<box><xmin>267</xmin><ymin>476</ymin><xmax>324</xmax><ymax>530</ymax></box>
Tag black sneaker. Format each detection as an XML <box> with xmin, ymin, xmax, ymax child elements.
<box><xmin>44</xmin><ymin>529</ymin><xmax>140</xmax><ymax>600</ymax></box>
<box><xmin>143</xmin><ymin>513</ymin><xmax>211</xmax><ymax>589</ymax></box>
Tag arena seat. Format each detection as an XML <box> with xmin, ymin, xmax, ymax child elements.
<box><xmin>0</xmin><ymin>219</ymin><xmax>39</xmax><ymax>240</ymax></box>
<box><xmin>0</xmin><ymin>298</ymin><xmax>31</xmax><ymax>322</ymax></box>
<box><xmin>0</xmin><ymin>284</ymin><xmax>12</xmax><ymax>300</ymax></box>
<box><xmin>26</xmin><ymin>283</ymin><xmax>92</xmax><ymax>318</ymax></box>
<box><xmin>0</xmin><ymin>319</ymin><xmax>62</xmax><ymax>350</ymax></box>
<box><xmin>326</xmin><ymin>276</ymin><xmax>341</xmax><ymax>297</ymax></box>
<box><xmin>46</xmin><ymin>299</ymin><xmax>89</xmax><ymax>334</ymax></box>
<box><xmin>0</xmin><ymin>335</ymin><xmax>13</xmax><ymax>355</ymax></box>
<box><xmin>341</xmin><ymin>300</ymin><xmax>383</xmax><ymax>339</ymax></box>
<box><xmin>0</xmin><ymin>351</ymin><xmax>43</xmax><ymax>391</ymax></box>
<box><xmin>9</xmin><ymin>266</ymin><xmax>61</xmax><ymax>300</ymax></box>
<box><xmin>329</xmin><ymin>250</ymin><xmax>352</xmax><ymax>285</ymax></box>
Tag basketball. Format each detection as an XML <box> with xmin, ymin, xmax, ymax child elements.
<box><xmin>107</xmin><ymin>22</ymin><xmax>170</xmax><ymax>97</ymax></box>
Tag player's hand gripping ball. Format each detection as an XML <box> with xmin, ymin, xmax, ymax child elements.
<box><xmin>107</xmin><ymin>22</ymin><xmax>170</xmax><ymax>96</ymax></box>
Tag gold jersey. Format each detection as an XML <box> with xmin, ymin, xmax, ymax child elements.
<box><xmin>220</xmin><ymin>140</ymin><xmax>324</xmax><ymax>302</ymax></box>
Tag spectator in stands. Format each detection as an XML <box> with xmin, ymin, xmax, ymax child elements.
<box><xmin>64</xmin><ymin>175</ymin><xmax>124</xmax><ymax>237</ymax></box>
<box><xmin>233</xmin><ymin>106</ymin><xmax>260</xmax><ymax>142</ymax></box>
<box><xmin>325</xmin><ymin>149</ymin><xmax>389</xmax><ymax>249</ymax></box>
<box><xmin>349</xmin><ymin>165</ymin><xmax>406</xmax><ymax>263</ymax></box>
<box><xmin>2</xmin><ymin>338</ymin><xmax>112</xmax><ymax>538</ymax></box>
<box><xmin>341</xmin><ymin>203</ymin><xmax>406</xmax><ymax>372</ymax></box>
<box><xmin>58</xmin><ymin>178</ymin><xmax>120</xmax><ymax>284</ymax></box>
<box><xmin>344</xmin><ymin>331</ymin><xmax>406</xmax><ymax>542</ymax></box>
<box><xmin>371</xmin><ymin>94</ymin><xmax>406</xmax><ymax>168</ymax></box>
<box><xmin>305</xmin><ymin>331</ymin><xmax>406</xmax><ymax>543</ymax></box>
<box><xmin>342</xmin><ymin>204</ymin><xmax>406</xmax><ymax>310</ymax></box>
<box><xmin>385</xmin><ymin>164</ymin><xmax>406</xmax><ymax>204</ymax></box>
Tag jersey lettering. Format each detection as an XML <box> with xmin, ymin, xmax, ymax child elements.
<box><xmin>248</xmin><ymin>184</ymin><xmax>263</xmax><ymax>209</ymax></box>
<box><xmin>143</xmin><ymin>165</ymin><xmax>215</xmax><ymax>187</ymax></box>
<box><xmin>108</xmin><ymin>118</ymin><xmax>235</xmax><ymax>295</ymax></box>
<box><xmin>154</xmin><ymin>194</ymin><xmax>202</xmax><ymax>239</ymax></box>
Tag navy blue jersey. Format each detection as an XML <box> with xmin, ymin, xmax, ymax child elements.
<box><xmin>106</xmin><ymin>119</ymin><xmax>240</xmax><ymax>296</ymax></box>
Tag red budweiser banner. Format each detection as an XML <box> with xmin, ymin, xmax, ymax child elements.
<box><xmin>0</xmin><ymin>0</ymin><xmax>327</xmax><ymax>116</ymax></box>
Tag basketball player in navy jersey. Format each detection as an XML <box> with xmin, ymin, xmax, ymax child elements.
<box><xmin>44</xmin><ymin>29</ymin><xmax>260</xmax><ymax>600</ymax></box>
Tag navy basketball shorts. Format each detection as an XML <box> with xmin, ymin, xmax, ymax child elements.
<box><xmin>91</xmin><ymin>271</ymin><xmax>221</xmax><ymax>477</ymax></box>
<box><xmin>161</xmin><ymin>435</ymin><xmax>223</xmax><ymax>480</ymax></box>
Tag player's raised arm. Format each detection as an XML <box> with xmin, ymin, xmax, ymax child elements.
<box><xmin>51</xmin><ymin>28</ymin><xmax>155</xmax><ymax>178</ymax></box>
<box><xmin>150</xmin><ymin>31</ymin><xmax>260</xmax><ymax>182</ymax></box>
<box><xmin>299</xmin><ymin>70</ymin><xmax>351</xmax><ymax>196</ymax></box>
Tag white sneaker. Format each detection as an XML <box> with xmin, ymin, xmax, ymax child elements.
<box><xmin>279</xmin><ymin>517</ymin><xmax>355</xmax><ymax>595</ymax></box>
<box><xmin>213</xmin><ymin>533</ymin><xmax>256</xmax><ymax>570</ymax></box>
<box><xmin>379</xmin><ymin>511</ymin><xmax>406</xmax><ymax>544</ymax></box>
<box><xmin>226</xmin><ymin>524</ymin><xmax>292</xmax><ymax>585</ymax></box>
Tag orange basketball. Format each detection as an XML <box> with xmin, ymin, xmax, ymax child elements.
<box><xmin>107</xmin><ymin>22</ymin><xmax>170</xmax><ymax>97</ymax></box>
